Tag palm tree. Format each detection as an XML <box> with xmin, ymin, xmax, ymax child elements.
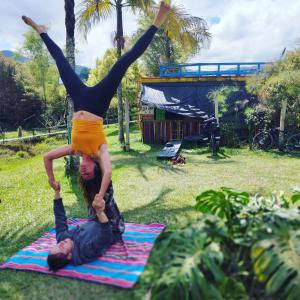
<box><xmin>64</xmin><ymin>0</ymin><xmax>79</xmax><ymax>169</ymax></box>
<box><xmin>166</xmin><ymin>8</ymin><xmax>211</xmax><ymax>63</ymax></box>
<box><xmin>77</xmin><ymin>0</ymin><xmax>153</xmax><ymax>144</ymax></box>
<box><xmin>137</xmin><ymin>4</ymin><xmax>211</xmax><ymax>65</ymax></box>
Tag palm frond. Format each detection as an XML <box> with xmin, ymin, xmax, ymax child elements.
<box><xmin>145</xmin><ymin>4</ymin><xmax>211</xmax><ymax>53</ymax></box>
<box><xmin>76</xmin><ymin>0</ymin><xmax>114</xmax><ymax>38</ymax></box>
<box><xmin>123</xmin><ymin>0</ymin><xmax>153</xmax><ymax>12</ymax></box>
<box><xmin>164</xmin><ymin>5</ymin><xmax>211</xmax><ymax>51</ymax></box>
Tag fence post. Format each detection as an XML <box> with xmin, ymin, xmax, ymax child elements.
<box><xmin>18</xmin><ymin>126</ymin><xmax>22</xmax><ymax>138</ymax></box>
<box><xmin>125</xmin><ymin>98</ymin><xmax>130</xmax><ymax>151</ymax></box>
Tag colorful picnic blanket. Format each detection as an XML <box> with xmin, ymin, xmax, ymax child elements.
<box><xmin>0</xmin><ymin>218</ymin><xmax>165</xmax><ymax>288</ymax></box>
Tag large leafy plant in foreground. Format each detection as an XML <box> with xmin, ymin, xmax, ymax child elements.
<box><xmin>251</xmin><ymin>210</ymin><xmax>300</xmax><ymax>300</ymax></box>
<box><xmin>148</xmin><ymin>187</ymin><xmax>300</xmax><ymax>300</ymax></box>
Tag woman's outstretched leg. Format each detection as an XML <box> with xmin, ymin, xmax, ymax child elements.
<box><xmin>22</xmin><ymin>16</ymin><xmax>86</xmax><ymax>107</ymax></box>
<box><xmin>98</xmin><ymin>25</ymin><xmax>158</xmax><ymax>89</ymax></box>
<box><xmin>89</xmin><ymin>1</ymin><xmax>171</xmax><ymax>116</ymax></box>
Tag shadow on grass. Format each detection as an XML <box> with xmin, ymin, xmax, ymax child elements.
<box><xmin>64</xmin><ymin>167</ymin><xmax>89</xmax><ymax>217</ymax></box>
<box><xmin>258</xmin><ymin>149</ymin><xmax>300</xmax><ymax>159</ymax></box>
<box><xmin>122</xmin><ymin>186</ymin><xmax>197</xmax><ymax>225</ymax></box>
<box><xmin>185</xmin><ymin>155</ymin><xmax>236</xmax><ymax>165</ymax></box>
<box><xmin>0</xmin><ymin>215</ymin><xmax>53</xmax><ymax>263</ymax></box>
<box><xmin>112</xmin><ymin>146</ymin><xmax>186</xmax><ymax>180</ymax></box>
<box><xmin>211</xmin><ymin>148</ymin><xmax>231</xmax><ymax>159</ymax></box>
<box><xmin>105</xmin><ymin>129</ymin><xmax>119</xmax><ymax>137</ymax></box>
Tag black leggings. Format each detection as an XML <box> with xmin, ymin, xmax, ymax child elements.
<box><xmin>40</xmin><ymin>25</ymin><xmax>157</xmax><ymax>117</ymax></box>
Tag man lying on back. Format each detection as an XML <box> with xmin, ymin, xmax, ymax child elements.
<box><xmin>47</xmin><ymin>184</ymin><xmax>116</xmax><ymax>271</ymax></box>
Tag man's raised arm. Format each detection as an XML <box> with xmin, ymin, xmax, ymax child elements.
<box><xmin>53</xmin><ymin>184</ymin><xmax>69</xmax><ymax>241</ymax></box>
<box><xmin>92</xmin><ymin>195</ymin><xmax>109</xmax><ymax>223</ymax></box>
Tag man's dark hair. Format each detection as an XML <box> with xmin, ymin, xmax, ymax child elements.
<box><xmin>47</xmin><ymin>253</ymin><xmax>70</xmax><ymax>271</ymax></box>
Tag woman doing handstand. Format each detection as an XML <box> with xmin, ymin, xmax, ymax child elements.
<box><xmin>22</xmin><ymin>1</ymin><xmax>171</xmax><ymax>202</ymax></box>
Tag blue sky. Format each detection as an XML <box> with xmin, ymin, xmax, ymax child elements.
<box><xmin>0</xmin><ymin>0</ymin><xmax>299</xmax><ymax>68</ymax></box>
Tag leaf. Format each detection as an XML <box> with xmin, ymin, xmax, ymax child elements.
<box><xmin>151</xmin><ymin>216</ymin><xmax>227</xmax><ymax>300</ymax></box>
<box><xmin>195</xmin><ymin>190</ymin><xmax>229</xmax><ymax>219</ymax></box>
<box><xmin>251</xmin><ymin>227</ymin><xmax>300</xmax><ymax>299</ymax></box>
<box><xmin>291</xmin><ymin>194</ymin><xmax>300</xmax><ymax>204</ymax></box>
<box><xmin>219</xmin><ymin>278</ymin><xmax>249</xmax><ymax>300</ymax></box>
<box><xmin>195</xmin><ymin>187</ymin><xmax>250</xmax><ymax>223</ymax></box>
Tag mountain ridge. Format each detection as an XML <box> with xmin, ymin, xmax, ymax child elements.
<box><xmin>1</xmin><ymin>50</ymin><xmax>90</xmax><ymax>79</ymax></box>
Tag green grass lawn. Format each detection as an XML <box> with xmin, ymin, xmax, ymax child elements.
<box><xmin>0</xmin><ymin>124</ymin><xmax>299</xmax><ymax>300</ymax></box>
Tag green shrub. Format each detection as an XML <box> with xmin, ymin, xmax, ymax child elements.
<box><xmin>0</xmin><ymin>148</ymin><xmax>14</xmax><ymax>157</ymax></box>
<box><xmin>220</xmin><ymin>122</ymin><xmax>242</xmax><ymax>147</ymax></box>
<box><xmin>244</xmin><ymin>104</ymin><xmax>273</xmax><ymax>134</ymax></box>
<box><xmin>16</xmin><ymin>150</ymin><xmax>29</xmax><ymax>158</ymax></box>
<box><xmin>149</xmin><ymin>187</ymin><xmax>300</xmax><ymax>300</ymax></box>
<box><xmin>44</xmin><ymin>137</ymin><xmax>59</xmax><ymax>144</ymax></box>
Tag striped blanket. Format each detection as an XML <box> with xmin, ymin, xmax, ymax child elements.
<box><xmin>0</xmin><ymin>218</ymin><xmax>165</xmax><ymax>288</ymax></box>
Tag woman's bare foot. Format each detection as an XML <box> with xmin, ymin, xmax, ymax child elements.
<box><xmin>153</xmin><ymin>1</ymin><xmax>171</xmax><ymax>28</ymax></box>
<box><xmin>22</xmin><ymin>16</ymin><xmax>47</xmax><ymax>34</ymax></box>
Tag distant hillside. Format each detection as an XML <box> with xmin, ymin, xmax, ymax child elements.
<box><xmin>1</xmin><ymin>50</ymin><xmax>28</xmax><ymax>63</ymax></box>
<box><xmin>1</xmin><ymin>50</ymin><xmax>90</xmax><ymax>80</ymax></box>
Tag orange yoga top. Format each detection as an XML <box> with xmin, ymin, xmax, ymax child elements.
<box><xmin>71</xmin><ymin>119</ymin><xmax>107</xmax><ymax>156</ymax></box>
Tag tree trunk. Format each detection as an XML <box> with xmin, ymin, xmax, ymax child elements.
<box><xmin>125</xmin><ymin>97</ymin><xmax>130</xmax><ymax>151</ymax></box>
<box><xmin>42</xmin><ymin>80</ymin><xmax>47</xmax><ymax>109</ymax></box>
<box><xmin>279</xmin><ymin>99</ymin><xmax>288</xmax><ymax>150</ymax></box>
<box><xmin>165</xmin><ymin>33</ymin><xmax>172</xmax><ymax>64</ymax></box>
<box><xmin>214</xmin><ymin>98</ymin><xmax>219</xmax><ymax>124</ymax></box>
<box><xmin>116</xmin><ymin>2</ymin><xmax>125</xmax><ymax>144</ymax></box>
<box><xmin>64</xmin><ymin>0</ymin><xmax>79</xmax><ymax>169</ymax></box>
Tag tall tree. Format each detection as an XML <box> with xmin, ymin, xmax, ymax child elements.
<box><xmin>156</xmin><ymin>5</ymin><xmax>211</xmax><ymax>63</ymax></box>
<box><xmin>133</xmin><ymin>5</ymin><xmax>211</xmax><ymax>74</ymax></box>
<box><xmin>77</xmin><ymin>0</ymin><xmax>153</xmax><ymax>144</ymax></box>
<box><xmin>20</xmin><ymin>30</ymin><xmax>65</xmax><ymax>123</ymax></box>
<box><xmin>21</xmin><ymin>30</ymin><xmax>50</xmax><ymax>107</ymax></box>
<box><xmin>0</xmin><ymin>54</ymin><xmax>43</xmax><ymax>128</ymax></box>
<box><xmin>65</xmin><ymin>0</ymin><xmax>79</xmax><ymax>169</ymax></box>
<box><xmin>246</xmin><ymin>49</ymin><xmax>300</xmax><ymax>148</ymax></box>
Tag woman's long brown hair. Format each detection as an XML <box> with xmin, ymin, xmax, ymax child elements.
<box><xmin>79</xmin><ymin>162</ymin><xmax>102</xmax><ymax>208</ymax></box>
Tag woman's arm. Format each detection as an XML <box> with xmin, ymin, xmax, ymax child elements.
<box><xmin>96</xmin><ymin>144</ymin><xmax>112</xmax><ymax>199</ymax></box>
<box><xmin>43</xmin><ymin>145</ymin><xmax>73</xmax><ymax>190</ymax></box>
<box><xmin>92</xmin><ymin>195</ymin><xmax>109</xmax><ymax>223</ymax></box>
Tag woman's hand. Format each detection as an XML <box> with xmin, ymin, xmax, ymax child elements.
<box><xmin>93</xmin><ymin>194</ymin><xmax>108</xmax><ymax>223</ymax></box>
<box><xmin>92</xmin><ymin>193</ymin><xmax>106</xmax><ymax>212</ymax></box>
<box><xmin>49</xmin><ymin>179</ymin><xmax>60</xmax><ymax>191</ymax></box>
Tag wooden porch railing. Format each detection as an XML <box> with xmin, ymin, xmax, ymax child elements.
<box><xmin>141</xmin><ymin>120</ymin><xmax>204</xmax><ymax>143</ymax></box>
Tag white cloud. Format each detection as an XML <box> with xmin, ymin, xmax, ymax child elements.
<box><xmin>0</xmin><ymin>0</ymin><xmax>299</xmax><ymax>69</ymax></box>
<box><xmin>194</xmin><ymin>0</ymin><xmax>300</xmax><ymax>63</ymax></box>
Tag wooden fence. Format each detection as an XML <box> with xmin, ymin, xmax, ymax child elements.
<box><xmin>141</xmin><ymin>119</ymin><xmax>204</xmax><ymax>144</ymax></box>
<box><xmin>0</xmin><ymin>127</ymin><xmax>67</xmax><ymax>144</ymax></box>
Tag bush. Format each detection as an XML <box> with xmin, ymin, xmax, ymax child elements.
<box><xmin>220</xmin><ymin>122</ymin><xmax>242</xmax><ymax>147</ymax></box>
<box><xmin>244</xmin><ymin>104</ymin><xmax>273</xmax><ymax>133</ymax></box>
<box><xmin>0</xmin><ymin>148</ymin><xmax>14</xmax><ymax>157</ymax></box>
<box><xmin>148</xmin><ymin>187</ymin><xmax>300</xmax><ymax>300</ymax></box>
<box><xmin>16</xmin><ymin>150</ymin><xmax>29</xmax><ymax>158</ymax></box>
<box><xmin>0</xmin><ymin>136</ymin><xmax>65</xmax><ymax>158</ymax></box>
